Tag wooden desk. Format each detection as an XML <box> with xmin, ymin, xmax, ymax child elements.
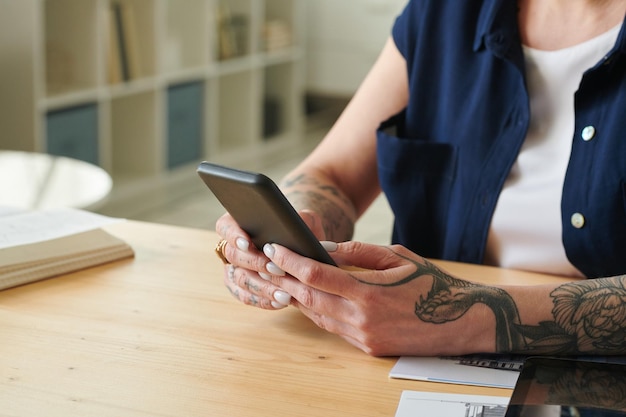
<box><xmin>0</xmin><ymin>221</ymin><xmax>576</xmax><ymax>416</ymax></box>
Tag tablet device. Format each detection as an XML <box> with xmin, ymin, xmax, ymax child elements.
<box><xmin>504</xmin><ymin>357</ymin><xmax>626</xmax><ymax>416</ymax></box>
<box><xmin>197</xmin><ymin>162</ymin><xmax>336</xmax><ymax>266</ymax></box>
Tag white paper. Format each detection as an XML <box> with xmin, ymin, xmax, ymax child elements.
<box><xmin>395</xmin><ymin>390</ymin><xmax>510</xmax><ymax>417</ymax></box>
<box><xmin>390</xmin><ymin>355</ymin><xmax>523</xmax><ymax>389</ymax></box>
<box><xmin>0</xmin><ymin>207</ymin><xmax>124</xmax><ymax>250</ymax></box>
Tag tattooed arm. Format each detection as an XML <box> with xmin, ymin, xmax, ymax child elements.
<box><xmin>261</xmin><ymin>240</ymin><xmax>626</xmax><ymax>357</ymax></box>
<box><xmin>274</xmin><ymin>37</ymin><xmax>408</xmax><ymax>242</ymax></box>
<box><xmin>279</xmin><ymin>173</ymin><xmax>357</xmax><ymax>243</ymax></box>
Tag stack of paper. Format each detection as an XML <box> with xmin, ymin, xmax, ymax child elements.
<box><xmin>390</xmin><ymin>355</ymin><xmax>523</xmax><ymax>389</ymax></box>
<box><xmin>395</xmin><ymin>391</ymin><xmax>510</xmax><ymax>417</ymax></box>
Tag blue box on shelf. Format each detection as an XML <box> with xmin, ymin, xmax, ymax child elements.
<box><xmin>46</xmin><ymin>103</ymin><xmax>99</xmax><ymax>165</ymax></box>
<box><xmin>167</xmin><ymin>81</ymin><xmax>204</xmax><ymax>169</ymax></box>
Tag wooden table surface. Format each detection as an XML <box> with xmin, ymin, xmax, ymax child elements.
<box><xmin>0</xmin><ymin>221</ymin><xmax>576</xmax><ymax>416</ymax></box>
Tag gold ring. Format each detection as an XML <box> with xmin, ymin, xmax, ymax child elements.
<box><xmin>215</xmin><ymin>239</ymin><xmax>229</xmax><ymax>264</ymax></box>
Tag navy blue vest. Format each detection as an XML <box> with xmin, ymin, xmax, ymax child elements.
<box><xmin>378</xmin><ymin>0</ymin><xmax>626</xmax><ymax>278</ymax></box>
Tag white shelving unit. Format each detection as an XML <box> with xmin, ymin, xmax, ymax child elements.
<box><xmin>0</xmin><ymin>0</ymin><xmax>305</xmax><ymax>212</ymax></box>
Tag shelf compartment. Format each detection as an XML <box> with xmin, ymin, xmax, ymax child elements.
<box><xmin>262</xmin><ymin>62</ymin><xmax>298</xmax><ymax>140</ymax></box>
<box><xmin>216</xmin><ymin>0</ymin><xmax>253</xmax><ymax>60</ymax></box>
<box><xmin>46</xmin><ymin>103</ymin><xmax>99</xmax><ymax>165</ymax></box>
<box><xmin>263</xmin><ymin>0</ymin><xmax>296</xmax><ymax>52</ymax></box>
<box><xmin>106</xmin><ymin>0</ymin><xmax>157</xmax><ymax>85</ymax></box>
<box><xmin>216</xmin><ymin>70</ymin><xmax>258</xmax><ymax>153</ymax></box>
<box><xmin>45</xmin><ymin>0</ymin><xmax>99</xmax><ymax>97</ymax></box>
<box><xmin>110</xmin><ymin>91</ymin><xmax>159</xmax><ymax>180</ymax></box>
<box><xmin>162</xmin><ymin>0</ymin><xmax>211</xmax><ymax>74</ymax></box>
<box><xmin>166</xmin><ymin>81</ymin><xmax>205</xmax><ymax>169</ymax></box>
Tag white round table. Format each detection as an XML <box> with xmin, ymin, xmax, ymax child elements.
<box><xmin>0</xmin><ymin>150</ymin><xmax>112</xmax><ymax>210</ymax></box>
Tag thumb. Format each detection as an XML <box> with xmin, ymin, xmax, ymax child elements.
<box><xmin>321</xmin><ymin>240</ymin><xmax>404</xmax><ymax>271</ymax></box>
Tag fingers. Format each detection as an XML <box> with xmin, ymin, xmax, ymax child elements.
<box><xmin>216</xmin><ymin>213</ymin><xmax>291</xmax><ymax>310</ymax></box>
<box><xmin>324</xmin><ymin>240</ymin><xmax>410</xmax><ymax>271</ymax></box>
<box><xmin>215</xmin><ymin>213</ymin><xmax>275</xmax><ymax>274</ymax></box>
<box><xmin>263</xmin><ymin>240</ymin><xmax>413</xmax><ymax>295</ymax></box>
<box><xmin>223</xmin><ymin>264</ymin><xmax>292</xmax><ymax>310</ymax></box>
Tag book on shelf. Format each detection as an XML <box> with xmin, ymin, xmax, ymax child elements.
<box><xmin>262</xmin><ymin>20</ymin><xmax>293</xmax><ymax>52</ymax></box>
<box><xmin>217</xmin><ymin>5</ymin><xmax>248</xmax><ymax>60</ymax></box>
<box><xmin>108</xmin><ymin>1</ymin><xmax>141</xmax><ymax>83</ymax></box>
<box><xmin>0</xmin><ymin>207</ymin><xmax>134</xmax><ymax>291</ymax></box>
<box><xmin>107</xmin><ymin>4</ymin><xmax>122</xmax><ymax>84</ymax></box>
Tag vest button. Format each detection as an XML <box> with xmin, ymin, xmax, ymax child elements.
<box><xmin>571</xmin><ymin>213</ymin><xmax>586</xmax><ymax>229</ymax></box>
<box><xmin>581</xmin><ymin>126</ymin><xmax>596</xmax><ymax>141</ymax></box>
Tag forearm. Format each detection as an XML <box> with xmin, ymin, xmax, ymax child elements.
<box><xmin>280</xmin><ymin>170</ymin><xmax>357</xmax><ymax>242</ymax></box>
<box><xmin>276</xmin><ymin>37</ymin><xmax>408</xmax><ymax>242</ymax></box>
<box><xmin>443</xmin><ymin>271</ymin><xmax>626</xmax><ymax>356</ymax></box>
<box><xmin>503</xmin><ymin>274</ymin><xmax>626</xmax><ymax>355</ymax></box>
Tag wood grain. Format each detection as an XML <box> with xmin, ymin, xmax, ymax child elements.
<box><xmin>1</xmin><ymin>221</ymin><xmax>573</xmax><ymax>416</ymax></box>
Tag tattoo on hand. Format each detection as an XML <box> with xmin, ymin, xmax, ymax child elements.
<box><xmin>353</xmin><ymin>249</ymin><xmax>626</xmax><ymax>355</ymax></box>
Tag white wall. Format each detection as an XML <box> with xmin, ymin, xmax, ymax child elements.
<box><xmin>304</xmin><ymin>0</ymin><xmax>407</xmax><ymax>96</ymax></box>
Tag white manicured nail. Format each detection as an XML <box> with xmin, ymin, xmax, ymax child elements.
<box><xmin>271</xmin><ymin>301</ymin><xmax>287</xmax><ymax>309</ymax></box>
<box><xmin>266</xmin><ymin>262</ymin><xmax>285</xmax><ymax>276</ymax></box>
<box><xmin>273</xmin><ymin>290</ymin><xmax>291</xmax><ymax>306</ymax></box>
<box><xmin>263</xmin><ymin>243</ymin><xmax>275</xmax><ymax>258</ymax></box>
<box><xmin>236</xmin><ymin>238</ymin><xmax>250</xmax><ymax>251</ymax></box>
<box><xmin>321</xmin><ymin>241</ymin><xmax>338</xmax><ymax>252</ymax></box>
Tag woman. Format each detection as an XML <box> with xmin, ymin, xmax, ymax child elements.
<box><xmin>215</xmin><ymin>0</ymin><xmax>626</xmax><ymax>356</ymax></box>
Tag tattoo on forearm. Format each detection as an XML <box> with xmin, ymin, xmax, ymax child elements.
<box><xmin>286</xmin><ymin>190</ymin><xmax>353</xmax><ymax>241</ymax></box>
<box><xmin>353</xmin><ymin>249</ymin><xmax>626</xmax><ymax>355</ymax></box>
<box><xmin>281</xmin><ymin>174</ymin><xmax>355</xmax><ymax>241</ymax></box>
<box><xmin>282</xmin><ymin>174</ymin><xmax>353</xmax><ymax>207</ymax></box>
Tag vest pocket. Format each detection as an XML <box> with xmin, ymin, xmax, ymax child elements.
<box><xmin>376</xmin><ymin>126</ymin><xmax>457</xmax><ymax>257</ymax></box>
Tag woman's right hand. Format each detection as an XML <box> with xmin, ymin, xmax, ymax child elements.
<box><xmin>214</xmin><ymin>210</ymin><xmax>327</xmax><ymax>310</ymax></box>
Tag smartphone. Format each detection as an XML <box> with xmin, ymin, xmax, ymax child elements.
<box><xmin>504</xmin><ymin>356</ymin><xmax>626</xmax><ymax>416</ymax></box>
<box><xmin>197</xmin><ymin>162</ymin><xmax>336</xmax><ymax>266</ymax></box>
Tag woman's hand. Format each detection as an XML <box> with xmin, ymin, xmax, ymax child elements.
<box><xmin>262</xmin><ymin>240</ymin><xmax>498</xmax><ymax>357</ymax></box>
<box><xmin>214</xmin><ymin>210</ymin><xmax>327</xmax><ymax>310</ymax></box>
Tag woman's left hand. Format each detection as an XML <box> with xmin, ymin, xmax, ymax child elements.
<box><xmin>262</xmin><ymin>240</ymin><xmax>494</xmax><ymax>356</ymax></box>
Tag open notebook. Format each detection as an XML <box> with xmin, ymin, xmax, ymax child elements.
<box><xmin>0</xmin><ymin>207</ymin><xmax>134</xmax><ymax>290</ymax></box>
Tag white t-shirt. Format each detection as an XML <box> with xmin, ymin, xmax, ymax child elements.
<box><xmin>484</xmin><ymin>25</ymin><xmax>621</xmax><ymax>277</ymax></box>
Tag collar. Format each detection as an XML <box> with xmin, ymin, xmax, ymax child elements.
<box><xmin>473</xmin><ymin>0</ymin><xmax>519</xmax><ymax>52</ymax></box>
<box><xmin>473</xmin><ymin>2</ymin><xmax>626</xmax><ymax>66</ymax></box>
<box><xmin>611</xmin><ymin>15</ymin><xmax>626</xmax><ymax>55</ymax></box>
<box><xmin>472</xmin><ymin>0</ymin><xmax>524</xmax><ymax>69</ymax></box>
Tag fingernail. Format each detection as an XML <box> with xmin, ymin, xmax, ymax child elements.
<box><xmin>259</xmin><ymin>272</ymin><xmax>272</xmax><ymax>280</ymax></box>
<box><xmin>266</xmin><ymin>262</ymin><xmax>285</xmax><ymax>276</ymax></box>
<box><xmin>321</xmin><ymin>241</ymin><xmax>338</xmax><ymax>252</ymax></box>
<box><xmin>273</xmin><ymin>290</ymin><xmax>291</xmax><ymax>306</ymax></box>
<box><xmin>236</xmin><ymin>238</ymin><xmax>250</xmax><ymax>251</ymax></box>
<box><xmin>271</xmin><ymin>301</ymin><xmax>288</xmax><ymax>309</ymax></box>
<box><xmin>263</xmin><ymin>243</ymin><xmax>275</xmax><ymax>258</ymax></box>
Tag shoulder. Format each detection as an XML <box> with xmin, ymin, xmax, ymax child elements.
<box><xmin>392</xmin><ymin>0</ymin><xmax>507</xmax><ymax>50</ymax></box>
<box><xmin>393</xmin><ymin>0</ymin><xmax>516</xmax><ymax>60</ymax></box>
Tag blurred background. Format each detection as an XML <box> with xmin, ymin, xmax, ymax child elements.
<box><xmin>0</xmin><ymin>0</ymin><xmax>405</xmax><ymax>243</ymax></box>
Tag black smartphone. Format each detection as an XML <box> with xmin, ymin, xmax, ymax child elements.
<box><xmin>197</xmin><ymin>162</ymin><xmax>336</xmax><ymax>266</ymax></box>
<box><xmin>504</xmin><ymin>356</ymin><xmax>626</xmax><ymax>416</ymax></box>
